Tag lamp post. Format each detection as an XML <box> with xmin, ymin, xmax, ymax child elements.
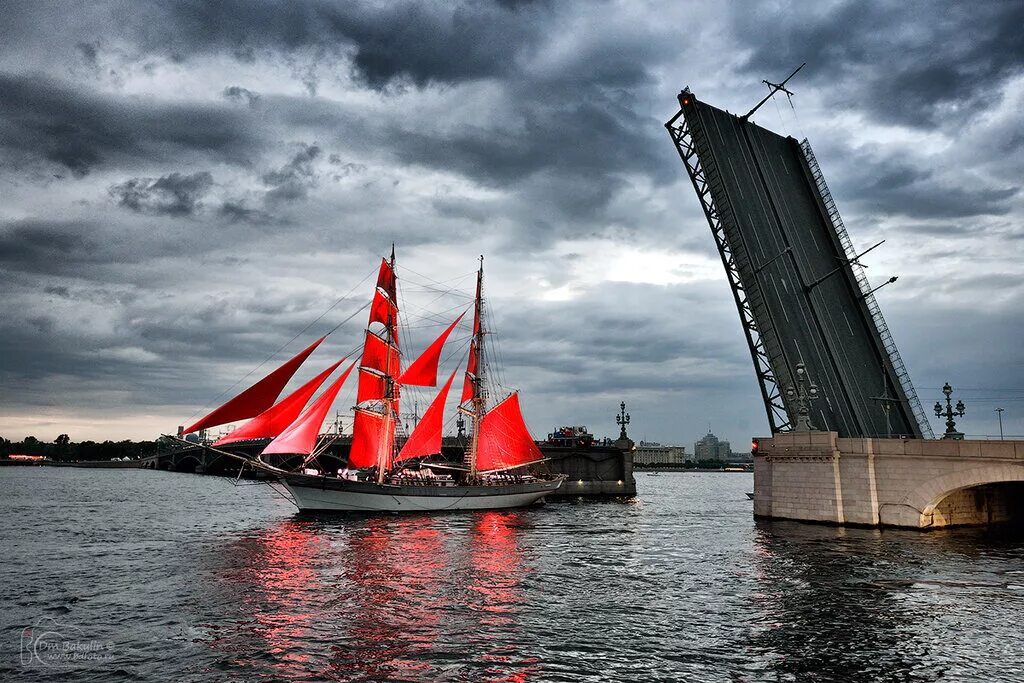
<box><xmin>785</xmin><ymin>362</ymin><xmax>818</xmax><ymax>431</ymax></box>
<box><xmin>859</xmin><ymin>276</ymin><xmax>898</xmax><ymax>299</ymax></box>
<box><xmin>616</xmin><ymin>402</ymin><xmax>631</xmax><ymax>440</ymax></box>
<box><xmin>933</xmin><ymin>382</ymin><xmax>965</xmax><ymax>440</ymax></box>
<box><xmin>995</xmin><ymin>408</ymin><xmax>1005</xmax><ymax>440</ymax></box>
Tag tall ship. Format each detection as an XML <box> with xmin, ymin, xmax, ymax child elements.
<box><xmin>175</xmin><ymin>251</ymin><xmax>563</xmax><ymax>512</ymax></box>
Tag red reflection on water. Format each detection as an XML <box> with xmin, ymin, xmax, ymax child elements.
<box><xmin>467</xmin><ymin>511</ymin><xmax>540</xmax><ymax>682</ymax></box>
<box><xmin>250</xmin><ymin>520</ymin><xmax>321</xmax><ymax>664</ymax></box>
<box><xmin>469</xmin><ymin>511</ymin><xmax>525</xmax><ymax>618</ymax></box>
<box><xmin>327</xmin><ymin>514</ymin><xmax>448</xmax><ymax>681</ymax></box>
<box><xmin>204</xmin><ymin>519</ymin><xmax>325</xmax><ymax>679</ymax></box>
<box><xmin>206</xmin><ymin>512</ymin><xmax>540</xmax><ymax>681</ymax></box>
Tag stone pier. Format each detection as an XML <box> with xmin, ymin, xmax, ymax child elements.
<box><xmin>754</xmin><ymin>432</ymin><xmax>1024</xmax><ymax>529</ymax></box>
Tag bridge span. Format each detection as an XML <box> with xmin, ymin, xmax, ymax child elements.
<box><xmin>754</xmin><ymin>432</ymin><xmax>1024</xmax><ymax>528</ymax></box>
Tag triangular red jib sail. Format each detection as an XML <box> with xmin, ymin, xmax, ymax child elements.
<box><xmin>213</xmin><ymin>359</ymin><xmax>343</xmax><ymax>446</ymax></box>
<box><xmin>348</xmin><ymin>408</ymin><xmax>397</xmax><ymax>469</ymax></box>
<box><xmin>184</xmin><ymin>335</ymin><xmax>327</xmax><ymax>434</ymax></box>
<box><xmin>398</xmin><ymin>312</ymin><xmax>466</xmax><ymax>387</ymax></box>
<box><xmin>262</xmin><ymin>361</ymin><xmax>356</xmax><ymax>456</ymax></box>
<box><xmin>474</xmin><ymin>393</ymin><xmax>544</xmax><ymax>473</ymax></box>
<box><xmin>396</xmin><ymin>369</ymin><xmax>458</xmax><ymax>462</ymax></box>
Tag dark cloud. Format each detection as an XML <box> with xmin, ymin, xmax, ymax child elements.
<box><xmin>27</xmin><ymin>316</ymin><xmax>54</xmax><ymax>334</ymax></box>
<box><xmin>0</xmin><ymin>72</ymin><xmax>256</xmax><ymax>176</ymax></box>
<box><xmin>0</xmin><ymin>1</ymin><xmax>1021</xmax><ymax>443</ymax></box>
<box><xmin>0</xmin><ymin>222</ymin><xmax>96</xmax><ymax>271</ymax></box>
<box><xmin>875</xmin><ymin>184</ymin><xmax>1018</xmax><ymax>220</ymax></box>
<box><xmin>262</xmin><ymin>144</ymin><xmax>321</xmax><ymax>203</ymax></box>
<box><xmin>142</xmin><ymin>1</ymin><xmax>547</xmax><ymax>87</ymax></box>
<box><xmin>75</xmin><ymin>41</ymin><xmax>100</xmax><ymax>68</ymax></box>
<box><xmin>223</xmin><ymin>85</ymin><xmax>261</xmax><ymax>107</ymax></box>
<box><xmin>0</xmin><ymin>1</ymin><xmax>547</xmax><ymax>91</ymax></box>
<box><xmin>219</xmin><ymin>201</ymin><xmax>272</xmax><ymax>224</ymax></box>
<box><xmin>838</xmin><ymin>153</ymin><xmax>1020</xmax><ymax>219</ymax></box>
<box><xmin>109</xmin><ymin>171</ymin><xmax>214</xmax><ymax>216</ymax></box>
<box><xmin>340</xmin><ymin>2</ymin><xmax>550</xmax><ymax>88</ymax></box>
<box><xmin>732</xmin><ymin>0</ymin><xmax>1024</xmax><ymax>128</ymax></box>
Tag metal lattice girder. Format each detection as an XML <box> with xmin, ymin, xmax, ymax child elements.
<box><xmin>666</xmin><ymin>96</ymin><xmax>791</xmax><ymax>433</ymax></box>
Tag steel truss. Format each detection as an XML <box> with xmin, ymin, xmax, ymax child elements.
<box><xmin>666</xmin><ymin>95</ymin><xmax>791</xmax><ymax>433</ymax></box>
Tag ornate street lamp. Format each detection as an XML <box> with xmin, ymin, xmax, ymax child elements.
<box><xmin>934</xmin><ymin>382</ymin><xmax>965</xmax><ymax>440</ymax></box>
<box><xmin>785</xmin><ymin>362</ymin><xmax>819</xmax><ymax>431</ymax></box>
<box><xmin>616</xmin><ymin>401</ymin><xmax>631</xmax><ymax>440</ymax></box>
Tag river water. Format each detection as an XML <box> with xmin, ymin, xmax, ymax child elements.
<box><xmin>1</xmin><ymin>468</ymin><xmax>1022</xmax><ymax>682</ymax></box>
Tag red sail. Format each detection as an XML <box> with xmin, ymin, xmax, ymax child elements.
<box><xmin>214</xmin><ymin>360</ymin><xmax>343</xmax><ymax>446</ymax></box>
<box><xmin>471</xmin><ymin>275</ymin><xmax>481</xmax><ymax>335</ymax></box>
<box><xmin>460</xmin><ymin>340</ymin><xmax>478</xmax><ymax>404</ymax></box>
<box><xmin>475</xmin><ymin>393</ymin><xmax>544</xmax><ymax>472</ymax></box>
<box><xmin>262</xmin><ymin>361</ymin><xmax>356</xmax><ymax>455</ymax></box>
<box><xmin>396</xmin><ymin>369</ymin><xmax>457</xmax><ymax>462</ymax></box>
<box><xmin>376</xmin><ymin>258</ymin><xmax>397</xmax><ymax>301</ymax></box>
<box><xmin>398</xmin><ymin>312</ymin><xmax>465</xmax><ymax>387</ymax></box>
<box><xmin>356</xmin><ymin>367</ymin><xmax>387</xmax><ymax>404</ymax></box>
<box><xmin>361</xmin><ymin>331</ymin><xmax>400</xmax><ymax>376</ymax></box>
<box><xmin>348</xmin><ymin>408</ymin><xmax>396</xmax><ymax>469</ymax></box>
<box><xmin>368</xmin><ymin>288</ymin><xmax>397</xmax><ymax>327</ymax></box>
<box><xmin>184</xmin><ymin>336</ymin><xmax>327</xmax><ymax>434</ymax></box>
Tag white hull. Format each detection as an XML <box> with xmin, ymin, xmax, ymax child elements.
<box><xmin>280</xmin><ymin>474</ymin><xmax>562</xmax><ymax>512</ymax></box>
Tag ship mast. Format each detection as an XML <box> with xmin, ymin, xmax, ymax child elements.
<box><xmin>467</xmin><ymin>255</ymin><xmax>486</xmax><ymax>478</ymax></box>
<box><xmin>379</xmin><ymin>244</ymin><xmax>398</xmax><ymax>484</ymax></box>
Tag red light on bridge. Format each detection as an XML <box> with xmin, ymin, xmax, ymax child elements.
<box><xmin>751</xmin><ymin>439</ymin><xmax>759</xmax><ymax>455</ymax></box>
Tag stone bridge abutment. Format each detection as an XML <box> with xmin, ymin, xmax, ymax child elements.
<box><xmin>754</xmin><ymin>432</ymin><xmax>1024</xmax><ymax>529</ymax></box>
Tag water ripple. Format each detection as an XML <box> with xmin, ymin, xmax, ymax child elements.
<box><xmin>1</xmin><ymin>469</ymin><xmax>1022</xmax><ymax>682</ymax></box>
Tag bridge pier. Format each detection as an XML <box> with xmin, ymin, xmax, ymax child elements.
<box><xmin>754</xmin><ymin>432</ymin><xmax>1024</xmax><ymax>529</ymax></box>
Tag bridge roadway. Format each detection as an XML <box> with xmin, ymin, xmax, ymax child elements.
<box><xmin>689</xmin><ymin>99</ymin><xmax>919</xmax><ymax>437</ymax></box>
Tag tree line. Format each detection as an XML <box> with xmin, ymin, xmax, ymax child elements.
<box><xmin>1</xmin><ymin>435</ymin><xmax>159</xmax><ymax>462</ymax></box>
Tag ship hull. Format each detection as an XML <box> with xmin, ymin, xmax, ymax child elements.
<box><xmin>279</xmin><ymin>474</ymin><xmax>563</xmax><ymax>512</ymax></box>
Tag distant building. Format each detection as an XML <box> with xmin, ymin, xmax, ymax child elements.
<box><xmin>633</xmin><ymin>441</ymin><xmax>686</xmax><ymax>466</ymax></box>
<box><xmin>694</xmin><ymin>430</ymin><xmax>731</xmax><ymax>462</ymax></box>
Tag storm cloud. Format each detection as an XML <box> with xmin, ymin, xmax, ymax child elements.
<box><xmin>0</xmin><ymin>1</ymin><xmax>1021</xmax><ymax>444</ymax></box>
<box><xmin>110</xmin><ymin>172</ymin><xmax>215</xmax><ymax>216</ymax></box>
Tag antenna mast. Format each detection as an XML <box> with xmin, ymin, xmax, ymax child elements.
<box><xmin>741</xmin><ymin>62</ymin><xmax>806</xmax><ymax>122</ymax></box>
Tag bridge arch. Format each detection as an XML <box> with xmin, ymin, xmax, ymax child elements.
<box><xmin>904</xmin><ymin>464</ymin><xmax>1024</xmax><ymax>528</ymax></box>
<box><xmin>172</xmin><ymin>451</ymin><xmax>204</xmax><ymax>473</ymax></box>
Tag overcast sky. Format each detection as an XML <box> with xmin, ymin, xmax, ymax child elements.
<box><xmin>1</xmin><ymin>0</ymin><xmax>1022</xmax><ymax>447</ymax></box>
